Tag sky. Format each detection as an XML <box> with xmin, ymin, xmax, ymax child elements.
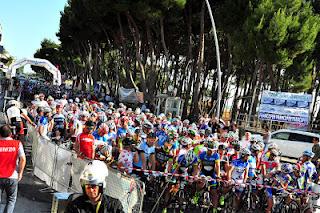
<box><xmin>0</xmin><ymin>0</ymin><xmax>67</xmax><ymax>60</ymax></box>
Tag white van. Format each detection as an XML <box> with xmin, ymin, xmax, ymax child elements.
<box><xmin>269</xmin><ymin>129</ymin><xmax>320</xmax><ymax>159</ymax></box>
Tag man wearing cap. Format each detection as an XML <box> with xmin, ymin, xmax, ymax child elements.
<box><xmin>0</xmin><ymin>125</ymin><xmax>26</xmax><ymax>213</ymax></box>
<box><xmin>75</xmin><ymin>121</ymin><xmax>96</xmax><ymax>159</ymax></box>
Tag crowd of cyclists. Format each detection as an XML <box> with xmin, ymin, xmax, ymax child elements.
<box><xmin>5</xmin><ymin>91</ymin><xmax>320</xmax><ymax>213</ymax></box>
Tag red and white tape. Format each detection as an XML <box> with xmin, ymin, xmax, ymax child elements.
<box><xmin>113</xmin><ymin>166</ymin><xmax>320</xmax><ymax>196</ymax></box>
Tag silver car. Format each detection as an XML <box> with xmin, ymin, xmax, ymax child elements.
<box><xmin>269</xmin><ymin>129</ymin><xmax>320</xmax><ymax>159</ymax></box>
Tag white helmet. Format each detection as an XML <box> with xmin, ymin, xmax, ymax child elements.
<box><xmin>268</xmin><ymin>143</ymin><xmax>278</xmax><ymax>150</ymax></box>
<box><xmin>135</xmin><ymin>108</ymin><xmax>141</xmax><ymax>115</ymax></box>
<box><xmin>80</xmin><ymin>160</ymin><xmax>108</xmax><ymax>188</ymax></box>
<box><xmin>185</xmin><ymin>149</ymin><xmax>196</xmax><ymax>165</ymax></box>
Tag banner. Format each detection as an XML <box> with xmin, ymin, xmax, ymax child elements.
<box><xmin>118</xmin><ymin>87</ymin><xmax>143</xmax><ymax>104</ymax></box>
<box><xmin>259</xmin><ymin>91</ymin><xmax>312</xmax><ymax>126</ymax></box>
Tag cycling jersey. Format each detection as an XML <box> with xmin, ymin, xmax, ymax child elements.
<box><xmin>299</xmin><ymin>161</ymin><xmax>317</xmax><ymax>190</ymax></box>
<box><xmin>261</xmin><ymin>157</ymin><xmax>280</xmax><ymax>174</ymax></box>
<box><xmin>176</xmin><ymin>154</ymin><xmax>198</xmax><ymax>175</ymax></box>
<box><xmin>133</xmin><ymin>140</ymin><xmax>155</xmax><ymax>168</ymax></box>
<box><xmin>231</xmin><ymin>159</ymin><xmax>249</xmax><ymax>181</ymax></box>
<box><xmin>53</xmin><ymin>113</ymin><xmax>65</xmax><ymax>131</ymax></box>
<box><xmin>155</xmin><ymin>147</ymin><xmax>173</xmax><ymax>171</ymax></box>
<box><xmin>248</xmin><ymin>155</ymin><xmax>257</xmax><ymax>178</ymax></box>
<box><xmin>199</xmin><ymin>151</ymin><xmax>220</xmax><ymax>178</ymax></box>
<box><xmin>193</xmin><ymin>144</ymin><xmax>206</xmax><ymax>156</ymax></box>
<box><xmin>118</xmin><ymin>149</ymin><xmax>134</xmax><ymax>173</ymax></box>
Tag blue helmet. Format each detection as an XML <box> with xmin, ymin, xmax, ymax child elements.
<box><xmin>302</xmin><ymin>150</ymin><xmax>315</xmax><ymax>158</ymax></box>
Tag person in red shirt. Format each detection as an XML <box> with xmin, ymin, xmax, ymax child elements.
<box><xmin>0</xmin><ymin>124</ymin><xmax>26</xmax><ymax>213</ymax></box>
<box><xmin>74</xmin><ymin>121</ymin><xmax>96</xmax><ymax>159</ymax></box>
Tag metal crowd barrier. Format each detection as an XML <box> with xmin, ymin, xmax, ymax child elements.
<box><xmin>29</xmin><ymin>126</ymin><xmax>145</xmax><ymax>213</ymax></box>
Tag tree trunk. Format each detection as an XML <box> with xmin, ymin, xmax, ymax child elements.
<box><xmin>190</xmin><ymin>1</ymin><xmax>205</xmax><ymax>119</ymax></box>
<box><xmin>182</xmin><ymin>1</ymin><xmax>194</xmax><ymax>119</ymax></box>
<box><xmin>126</xmin><ymin>12</ymin><xmax>147</xmax><ymax>96</ymax></box>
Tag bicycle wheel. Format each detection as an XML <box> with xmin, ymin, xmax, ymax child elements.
<box><xmin>286</xmin><ymin>201</ymin><xmax>299</xmax><ymax>213</ymax></box>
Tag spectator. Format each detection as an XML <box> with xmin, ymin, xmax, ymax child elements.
<box><xmin>65</xmin><ymin>160</ymin><xmax>123</xmax><ymax>213</ymax></box>
<box><xmin>0</xmin><ymin>125</ymin><xmax>26</xmax><ymax>213</ymax></box>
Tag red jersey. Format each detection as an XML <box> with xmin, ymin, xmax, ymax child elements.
<box><xmin>0</xmin><ymin>139</ymin><xmax>20</xmax><ymax>178</ymax></box>
<box><xmin>77</xmin><ymin>133</ymin><xmax>95</xmax><ymax>159</ymax></box>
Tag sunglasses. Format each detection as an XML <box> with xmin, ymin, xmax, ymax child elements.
<box><xmin>85</xmin><ymin>184</ymin><xmax>99</xmax><ymax>189</ymax></box>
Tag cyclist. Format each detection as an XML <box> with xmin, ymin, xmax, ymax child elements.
<box><xmin>193</xmin><ymin>140</ymin><xmax>220</xmax><ymax>210</ymax></box>
<box><xmin>227</xmin><ymin>148</ymin><xmax>251</xmax><ymax>211</ymax></box>
<box><xmin>155</xmin><ymin>138</ymin><xmax>175</xmax><ymax>174</ymax></box>
<box><xmin>162</xmin><ymin>149</ymin><xmax>199</xmax><ymax>213</ymax></box>
<box><xmin>133</xmin><ymin>132</ymin><xmax>157</xmax><ymax>175</ymax></box>
<box><xmin>261</xmin><ymin>148</ymin><xmax>281</xmax><ymax>213</ymax></box>
<box><xmin>117</xmin><ymin>137</ymin><xmax>139</xmax><ymax>174</ymax></box>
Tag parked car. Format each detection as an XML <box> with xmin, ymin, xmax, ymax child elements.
<box><xmin>269</xmin><ymin>129</ymin><xmax>320</xmax><ymax>159</ymax></box>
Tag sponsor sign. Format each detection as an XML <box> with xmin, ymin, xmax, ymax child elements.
<box><xmin>258</xmin><ymin>91</ymin><xmax>312</xmax><ymax>125</ymax></box>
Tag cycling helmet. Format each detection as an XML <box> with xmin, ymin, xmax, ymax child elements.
<box><xmin>80</xmin><ymin>160</ymin><xmax>108</xmax><ymax>189</ymax></box>
<box><xmin>240</xmin><ymin>148</ymin><xmax>251</xmax><ymax>157</ymax></box>
<box><xmin>188</xmin><ymin>128</ymin><xmax>197</xmax><ymax>136</ymax></box>
<box><xmin>122</xmin><ymin>137</ymin><xmax>134</xmax><ymax>146</ymax></box>
<box><xmin>180</xmin><ymin>137</ymin><xmax>192</xmax><ymax>146</ymax></box>
<box><xmin>231</xmin><ymin>140</ymin><xmax>241</xmax><ymax>151</ymax></box>
<box><xmin>207</xmin><ymin>140</ymin><xmax>219</xmax><ymax>150</ymax></box>
<box><xmin>44</xmin><ymin>107</ymin><xmax>52</xmax><ymax>113</ymax></box>
<box><xmin>168</xmin><ymin>131</ymin><xmax>179</xmax><ymax>139</ymax></box>
<box><xmin>143</xmin><ymin>121</ymin><xmax>153</xmax><ymax>129</ymax></box>
<box><xmin>183</xmin><ymin>119</ymin><xmax>190</xmax><ymax>125</ymax></box>
<box><xmin>268</xmin><ymin>143</ymin><xmax>278</xmax><ymax>150</ymax></box>
<box><xmin>302</xmin><ymin>150</ymin><xmax>315</xmax><ymax>158</ymax></box>
<box><xmin>250</xmin><ymin>143</ymin><xmax>261</xmax><ymax>152</ymax></box>
<box><xmin>107</xmin><ymin>122</ymin><xmax>116</xmax><ymax>130</ymax></box>
<box><xmin>218</xmin><ymin>143</ymin><xmax>228</xmax><ymax>150</ymax></box>
<box><xmin>231</xmin><ymin>140</ymin><xmax>240</xmax><ymax>147</ymax></box>
<box><xmin>147</xmin><ymin>132</ymin><xmax>157</xmax><ymax>139</ymax></box>
<box><xmin>185</xmin><ymin>150</ymin><xmax>196</xmax><ymax>165</ymax></box>
<box><xmin>257</xmin><ymin>141</ymin><xmax>265</xmax><ymax>150</ymax></box>
<box><xmin>270</xmin><ymin>149</ymin><xmax>280</xmax><ymax>157</ymax></box>
<box><xmin>205</xmin><ymin>128</ymin><xmax>212</xmax><ymax>136</ymax></box>
<box><xmin>281</xmin><ymin>163</ymin><xmax>293</xmax><ymax>174</ymax></box>
<box><xmin>199</xmin><ymin>129</ymin><xmax>205</xmax><ymax>135</ymax></box>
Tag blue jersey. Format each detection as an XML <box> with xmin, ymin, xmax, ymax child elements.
<box><xmin>156</xmin><ymin>130</ymin><xmax>168</xmax><ymax>147</ymax></box>
<box><xmin>177</xmin><ymin>154</ymin><xmax>198</xmax><ymax>174</ymax></box>
<box><xmin>199</xmin><ymin>151</ymin><xmax>220</xmax><ymax>177</ymax></box>
<box><xmin>248</xmin><ymin>156</ymin><xmax>256</xmax><ymax>177</ymax></box>
<box><xmin>231</xmin><ymin>159</ymin><xmax>249</xmax><ymax>181</ymax></box>
<box><xmin>92</xmin><ymin>131</ymin><xmax>108</xmax><ymax>143</ymax></box>
<box><xmin>133</xmin><ymin>141</ymin><xmax>155</xmax><ymax>168</ymax></box>
<box><xmin>299</xmin><ymin>161</ymin><xmax>317</xmax><ymax>190</ymax></box>
<box><xmin>117</xmin><ymin>127</ymin><xmax>128</xmax><ymax>138</ymax></box>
